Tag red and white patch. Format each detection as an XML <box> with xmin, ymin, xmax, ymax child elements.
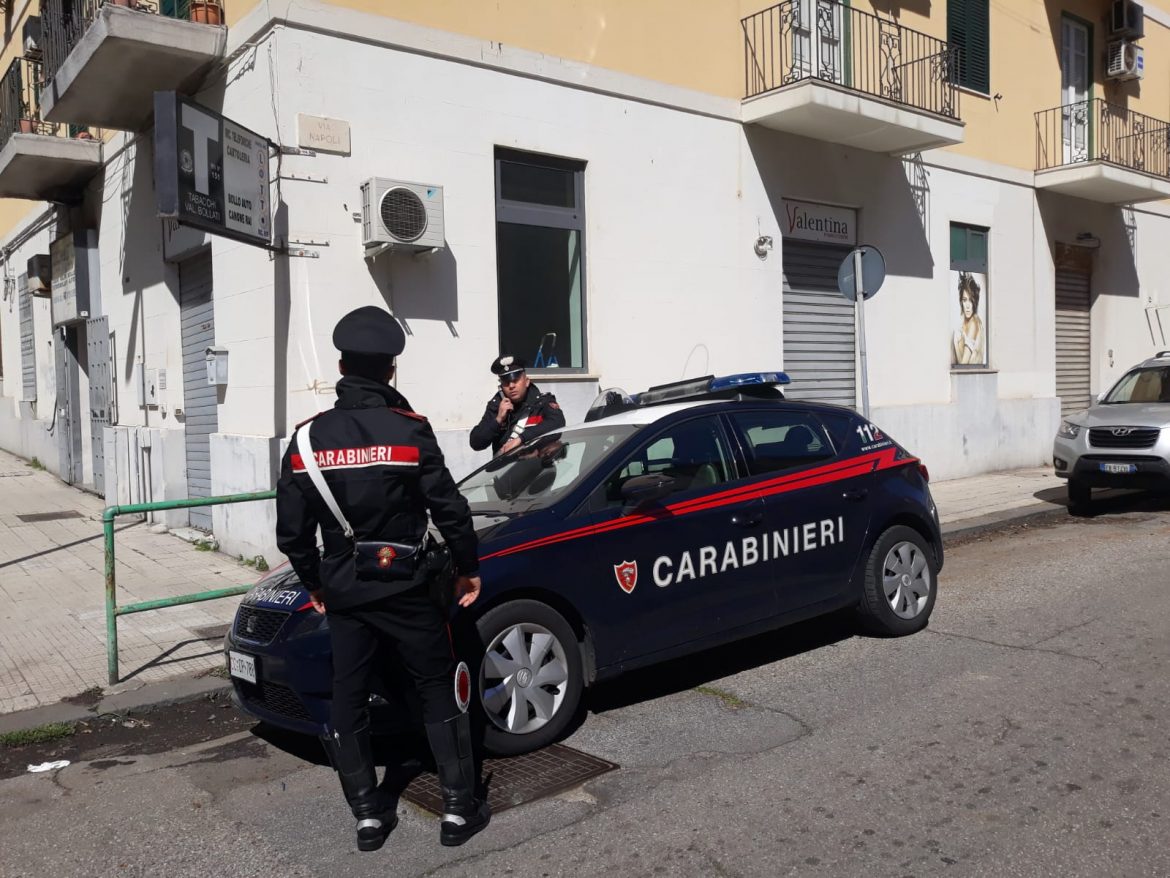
<box><xmin>290</xmin><ymin>444</ymin><xmax>419</xmax><ymax>472</ymax></box>
<box><xmin>454</xmin><ymin>661</ymin><xmax>471</xmax><ymax>713</ymax></box>
<box><xmin>376</xmin><ymin>546</ymin><xmax>397</xmax><ymax>569</ymax></box>
<box><xmin>613</xmin><ymin>560</ymin><xmax>638</xmax><ymax>594</ymax></box>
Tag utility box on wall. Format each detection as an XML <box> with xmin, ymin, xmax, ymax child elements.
<box><xmin>205</xmin><ymin>347</ymin><xmax>228</xmax><ymax>386</ymax></box>
<box><xmin>50</xmin><ymin>230</ymin><xmax>100</xmax><ymax>327</ymax></box>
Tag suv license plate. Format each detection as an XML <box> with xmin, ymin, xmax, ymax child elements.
<box><xmin>228</xmin><ymin>650</ymin><xmax>257</xmax><ymax>683</ymax></box>
<box><xmin>1100</xmin><ymin>462</ymin><xmax>1137</xmax><ymax>475</ymax></box>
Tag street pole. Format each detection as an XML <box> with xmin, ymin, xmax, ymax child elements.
<box><xmin>854</xmin><ymin>247</ymin><xmax>871</xmax><ymax>419</ymax></box>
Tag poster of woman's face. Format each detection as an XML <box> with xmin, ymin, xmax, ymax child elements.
<box><xmin>950</xmin><ymin>270</ymin><xmax>988</xmax><ymax>367</ymax></box>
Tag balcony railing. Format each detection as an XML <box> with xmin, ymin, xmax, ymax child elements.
<box><xmin>41</xmin><ymin>0</ymin><xmax>225</xmax><ymax>85</ymax></box>
<box><xmin>742</xmin><ymin>0</ymin><xmax>959</xmax><ymax>120</ymax></box>
<box><xmin>0</xmin><ymin>57</ymin><xmax>97</xmax><ymax>151</ymax></box>
<box><xmin>1036</xmin><ymin>99</ymin><xmax>1170</xmax><ymax>179</ymax></box>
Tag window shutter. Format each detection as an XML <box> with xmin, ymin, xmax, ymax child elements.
<box><xmin>948</xmin><ymin>0</ymin><xmax>990</xmax><ymax>94</ymax></box>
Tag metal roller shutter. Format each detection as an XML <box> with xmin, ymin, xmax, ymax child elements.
<box><xmin>180</xmin><ymin>252</ymin><xmax>217</xmax><ymax>531</ymax></box>
<box><xmin>782</xmin><ymin>241</ymin><xmax>856</xmax><ymax>407</ymax></box>
<box><xmin>1055</xmin><ymin>268</ymin><xmax>1091</xmax><ymax>416</ymax></box>
<box><xmin>19</xmin><ymin>273</ymin><xmax>36</xmax><ymax>402</ymax></box>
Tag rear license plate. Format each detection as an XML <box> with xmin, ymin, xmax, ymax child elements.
<box><xmin>1100</xmin><ymin>462</ymin><xmax>1138</xmax><ymax>475</ymax></box>
<box><xmin>228</xmin><ymin>650</ymin><xmax>257</xmax><ymax>684</ymax></box>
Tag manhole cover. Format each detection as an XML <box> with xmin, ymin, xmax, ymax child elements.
<box><xmin>16</xmin><ymin>510</ymin><xmax>86</xmax><ymax>523</ymax></box>
<box><xmin>402</xmin><ymin>743</ymin><xmax>618</xmax><ymax>816</ymax></box>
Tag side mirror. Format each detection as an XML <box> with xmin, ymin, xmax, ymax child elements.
<box><xmin>620</xmin><ymin>473</ymin><xmax>676</xmax><ymax>513</ymax></box>
<box><xmin>1095</xmin><ymin>392</ymin><xmax>1106</xmax><ymax>404</ymax></box>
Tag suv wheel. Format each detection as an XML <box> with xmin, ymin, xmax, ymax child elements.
<box><xmin>473</xmin><ymin>600</ymin><xmax>583</xmax><ymax>757</ymax></box>
<box><xmin>858</xmin><ymin>526</ymin><xmax>938</xmax><ymax>636</ymax></box>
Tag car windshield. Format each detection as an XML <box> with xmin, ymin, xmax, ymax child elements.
<box><xmin>459</xmin><ymin>424</ymin><xmax>640</xmax><ymax>513</ymax></box>
<box><xmin>1102</xmin><ymin>366</ymin><xmax>1170</xmax><ymax>404</ymax></box>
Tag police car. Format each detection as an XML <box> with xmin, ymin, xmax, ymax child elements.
<box><xmin>225</xmin><ymin>372</ymin><xmax>941</xmax><ymax>756</ymax></box>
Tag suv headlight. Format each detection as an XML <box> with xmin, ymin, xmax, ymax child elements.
<box><xmin>1058</xmin><ymin>420</ymin><xmax>1081</xmax><ymax>439</ymax></box>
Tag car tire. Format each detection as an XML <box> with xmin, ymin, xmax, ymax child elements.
<box><xmin>472</xmin><ymin>600</ymin><xmax>583</xmax><ymax>757</ymax></box>
<box><xmin>1067</xmin><ymin>478</ymin><xmax>1092</xmax><ymax>512</ymax></box>
<box><xmin>857</xmin><ymin>525</ymin><xmax>938</xmax><ymax>637</ymax></box>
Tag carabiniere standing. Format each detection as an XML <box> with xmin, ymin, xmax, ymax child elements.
<box><xmin>275</xmin><ymin>306</ymin><xmax>490</xmax><ymax>852</ymax></box>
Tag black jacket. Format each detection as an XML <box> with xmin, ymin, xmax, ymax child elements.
<box><xmin>276</xmin><ymin>376</ymin><xmax>478</xmax><ymax>611</ymax></box>
<box><xmin>468</xmin><ymin>383</ymin><xmax>566</xmax><ymax>454</ymax></box>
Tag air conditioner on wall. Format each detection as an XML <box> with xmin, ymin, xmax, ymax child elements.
<box><xmin>22</xmin><ymin>16</ymin><xmax>42</xmax><ymax>60</ymax></box>
<box><xmin>1110</xmin><ymin>0</ymin><xmax>1145</xmax><ymax>39</ymax></box>
<box><xmin>360</xmin><ymin>178</ymin><xmax>446</xmax><ymax>255</ymax></box>
<box><xmin>1106</xmin><ymin>39</ymin><xmax>1144</xmax><ymax>81</ymax></box>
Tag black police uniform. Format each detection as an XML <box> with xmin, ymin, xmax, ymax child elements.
<box><xmin>468</xmin><ymin>356</ymin><xmax>566</xmax><ymax>454</ymax></box>
<box><xmin>275</xmin><ymin>306</ymin><xmax>489</xmax><ymax>851</ymax></box>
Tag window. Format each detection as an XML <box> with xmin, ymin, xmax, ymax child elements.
<box><xmin>596</xmin><ymin>418</ymin><xmax>731</xmax><ymax>509</ymax></box>
<box><xmin>495</xmin><ymin>149</ymin><xmax>586</xmax><ymax>371</ymax></box>
<box><xmin>948</xmin><ymin>0</ymin><xmax>990</xmax><ymax>94</ymax></box>
<box><xmin>949</xmin><ymin>223</ymin><xmax>989</xmax><ymax>369</ymax></box>
<box><xmin>729</xmin><ymin>410</ymin><xmax>835</xmax><ymax>477</ymax></box>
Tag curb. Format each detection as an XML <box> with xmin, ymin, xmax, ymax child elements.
<box><xmin>941</xmin><ymin>502</ymin><xmax>1070</xmax><ymax>544</ymax></box>
<box><xmin>0</xmin><ymin>673</ymin><xmax>233</xmax><ymax>737</ymax></box>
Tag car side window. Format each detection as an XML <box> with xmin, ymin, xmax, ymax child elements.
<box><xmin>729</xmin><ymin>410</ymin><xmax>836</xmax><ymax>477</ymax></box>
<box><xmin>595</xmin><ymin>418</ymin><xmax>731</xmax><ymax>509</ymax></box>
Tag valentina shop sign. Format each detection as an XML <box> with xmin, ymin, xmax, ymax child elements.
<box><xmin>153</xmin><ymin>91</ymin><xmax>272</xmax><ymax>248</ymax></box>
<box><xmin>781</xmin><ymin>199</ymin><xmax>857</xmax><ymax>245</ymax></box>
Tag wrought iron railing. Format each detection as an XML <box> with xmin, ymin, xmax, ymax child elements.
<box><xmin>0</xmin><ymin>58</ymin><xmax>57</xmax><ymax>149</ymax></box>
<box><xmin>41</xmin><ymin>0</ymin><xmax>225</xmax><ymax>85</ymax></box>
<box><xmin>0</xmin><ymin>57</ymin><xmax>100</xmax><ymax>151</ymax></box>
<box><xmin>1035</xmin><ymin>99</ymin><xmax>1170</xmax><ymax>179</ymax></box>
<box><xmin>742</xmin><ymin>0</ymin><xmax>960</xmax><ymax>120</ymax></box>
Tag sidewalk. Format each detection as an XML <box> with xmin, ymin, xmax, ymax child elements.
<box><xmin>0</xmin><ymin>449</ymin><xmax>257</xmax><ymax>714</ymax></box>
<box><xmin>0</xmin><ymin>447</ymin><xmax>1067</xmax><ymax>718</ymax></box>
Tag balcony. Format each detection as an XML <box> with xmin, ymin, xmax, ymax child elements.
<box><xmin>40</xmin><ymin>0</ymin><xmax>228</xmax><ymax>131</ymax></box>
<box><xmin>741</xmin><ymin>0</ymin><xmax>963</xmax><ymax>154</ymax></box>
<box><xmin>1035</xmin><ymin>99</ymin><xmax>1170</xmax><ymax>204</ymax></box>
<box><xmin>0</xmin><ymin>58</ymin><xmax>101</xmax><ymax>201</ymax></box>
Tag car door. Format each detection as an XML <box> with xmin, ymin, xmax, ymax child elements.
<box><xmin>724</xmin><ymin>408</ymin><xmax>873</xmax><ymax>614</ymax></box>
<box><xmin>578</xmin><ymin>414</ymin><xmax>772</xmax><ymax>664</ymax></box>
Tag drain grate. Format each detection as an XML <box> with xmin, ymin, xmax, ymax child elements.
<box><xmin>402</xmin><ymin>743</ymin><xmax>618</xmax><ymax>816</ymax></box>
<box><xmin>16</xmin><ymin>510</ymin><xmax>86</xmax><ymax>523</ymax></box>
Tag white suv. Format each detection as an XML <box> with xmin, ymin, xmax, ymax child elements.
<box><xmin>1053</xmin><ymin>351</ymin><xmax>1170</xmax><ymax>509</ymax></box>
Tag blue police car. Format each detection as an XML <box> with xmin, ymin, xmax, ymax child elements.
<box><xmin>225</xmin><ymin>372</ymin><xmax>941</xmax><ymax>756</ymax></box>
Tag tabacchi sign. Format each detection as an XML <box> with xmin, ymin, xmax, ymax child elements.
<box><xmin>153</xmin><ymin>91</ymin><xmax>272</xmax><ymax>247</ymax></box>
<box><xmin>781</xmin><ymin>199</ymin><xmax>857</xmax><ymax>245</ymax></box>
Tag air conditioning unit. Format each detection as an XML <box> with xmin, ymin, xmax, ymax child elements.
<box><xmin>360</xmin><ymin>178</ymin><xmax>445</xmax><ymax>254</ymax></box>
<box><xmin>26</xmin><ymin>253</ymin><xmax>50</xmax><ymax>297</ymax></box>
<box><xmin>1110</xmin><ymin>0</ymin><xmax>1144</xmax><ymax>39</ymax></box>
<box><xmin>22</xmin><ymin>16</ymin><xmax>42</xmax><ymax>60</ymax></box>
<box><xmin>1106</xmin><ymin>39</ymin><xmax>1144</xmax><ymax>81</ymax></box>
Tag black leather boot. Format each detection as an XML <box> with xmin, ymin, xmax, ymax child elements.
<box><xmin>321</xmin><ymin>722</ymin><xmax>398</xmax><ymax>851</ymax></box>
<box><xmin>424</xmin><ymin>713</ymin><xmax>491</xmax><ymax>846</ymax></box>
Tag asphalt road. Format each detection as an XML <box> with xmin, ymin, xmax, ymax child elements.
<box><xmin>2</xmin><ymin>499</ymin><xmax>1169</xmax><ymax>878</ymax></box>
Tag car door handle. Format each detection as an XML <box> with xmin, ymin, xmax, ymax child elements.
<box><xmin>731</xmin><ymin>511</ymin><xmax>763</xmax><ymax>527</ymax></box>
<box><xmin>842</xmin><ymin>488</ymin><xmax>868</xmax><ymax>502</ymax></box>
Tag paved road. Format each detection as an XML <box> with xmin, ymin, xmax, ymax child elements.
<box><xmin>2</xmin><ymin>500</ymin><xmax>1169</xmax><ymax>878</ymax></box>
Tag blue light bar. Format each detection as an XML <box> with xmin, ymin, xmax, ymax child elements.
<box><xmin>709</xmin><ymin>372</ymin><xmax>791</xmax><ymax>390</ymax></box>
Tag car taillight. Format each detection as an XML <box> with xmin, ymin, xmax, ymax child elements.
<box><xmin>917</xmin><ymin>463</ymin><xmax>930</xmax><ymax>483</ymax></box>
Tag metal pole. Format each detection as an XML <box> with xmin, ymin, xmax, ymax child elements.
<box><xmin>103</xmin><ymin>508</ymin><xmax>119</xmax><ymax>685</ymax></box>
<box><xmin>854</xmin><ymin>248</ymin><xmax>871</xmax><ymax>419</ymax></box>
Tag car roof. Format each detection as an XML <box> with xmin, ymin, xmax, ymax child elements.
<box><xmin>556</xmin><ymin>396</ymin><xmax>858</xmax><ymax>437</ymax></box>
<box><xmin>1137</xmin><ymin>351</ymin><xmax>1170</xmax><ymax>368</ymax></box>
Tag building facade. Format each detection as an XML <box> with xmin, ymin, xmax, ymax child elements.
<box><xmin>0</xmin><ymin>0</ymin><xmax>1168</xmax><ymax>562</ymax></box>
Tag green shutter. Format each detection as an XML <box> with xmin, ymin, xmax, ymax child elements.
<box><xmin>950</xmin><ymin>224</ymin><xmax>968</xmax><ymax>264</ymax></box>
<box><xmin>948</xmin><ymin>0</ymin><xmax>990</xmax><ymax>93</ymax></box>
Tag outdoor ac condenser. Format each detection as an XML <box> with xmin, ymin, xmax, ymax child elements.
<box><xmin>1106</xmin><ymin>39</ymin><xmax>1144</xmax><ymax>81</ymax></box>
<box><xmin>360</xmin><ymin>178</ymin><xmax>446</xmax><ymax>254</ymax></box>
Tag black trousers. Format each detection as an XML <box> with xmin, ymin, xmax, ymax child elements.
<box><xmin>327</xmin><ymin>585</ymin><xmax>459</xmax><ymax>736</ymax></box>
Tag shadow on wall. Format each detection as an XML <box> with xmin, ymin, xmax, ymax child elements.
<box><xmin>365</xmin><ymin>246</ymin><xmax>460</xmax><ymax>334</ymax></box>
<box><xmin>1035</xmin><ymin>192</ymin><xmax>1140</xmax><ymax>306</ymax></box>
<box><xmin>745</xmin><ymin>127</ymin><xmax>935</xmax><ymax>280</ymax></box>
<box><xmin>868</xmin><ymin>0</ymin><xmax>932</xmax><ymax>19</ymax></box>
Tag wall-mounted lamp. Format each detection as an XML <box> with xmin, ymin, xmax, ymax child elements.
<box><xmin>1075</xmin><ymin>232</ymin><xmax>1102</xmax><ymax>249</ymax></box>
<box><xmin>754</xmin><ymin>235</ymin><xmax>774</xmax><ymax>258</ymax></box>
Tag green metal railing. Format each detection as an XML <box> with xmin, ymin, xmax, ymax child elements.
<box><xmin>102</xmin><ymin>490</ymin><xmax>276</xmax><ymax>685</ymax></box>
